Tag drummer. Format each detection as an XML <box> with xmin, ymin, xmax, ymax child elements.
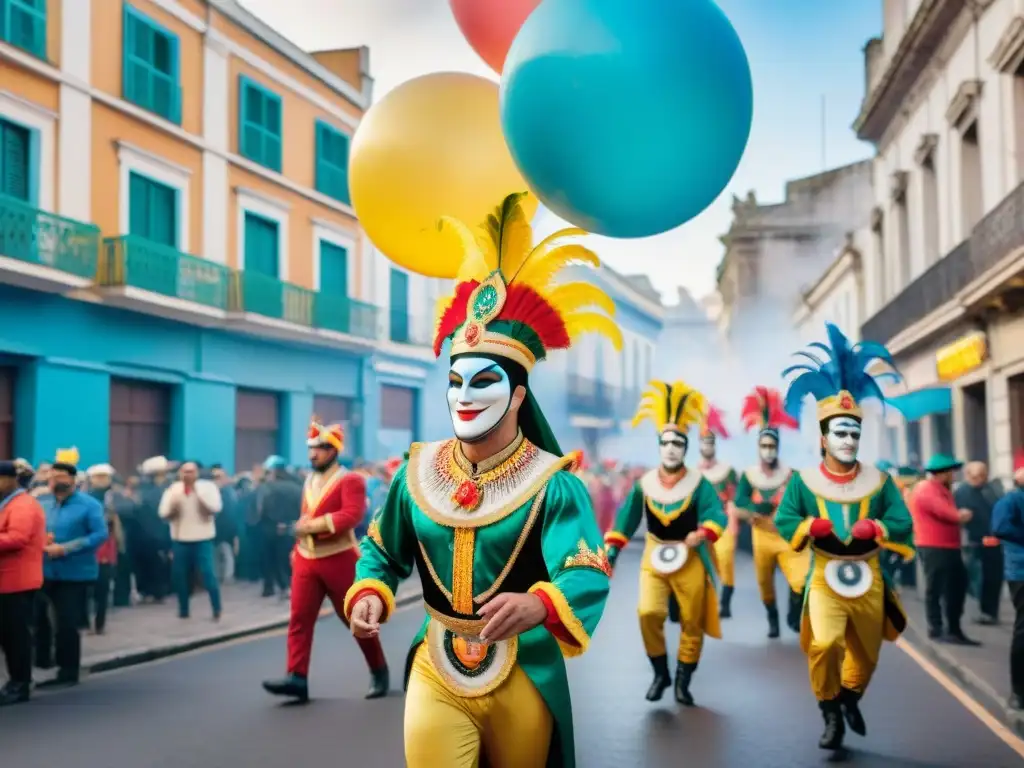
<box><xmin>774</xmin><ymin>323</ymin><xmax>915</xmax><ymax>753</ymax></box>
<box><xmin>605</xmin><ymin>381</ymin><xmax>727</xmax><ymax>707</ymax></box>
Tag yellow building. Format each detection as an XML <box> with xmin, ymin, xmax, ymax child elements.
<box><xmin>0</xmin><ymin>0</ymin><xmax>432</xmax><ymax>472</ymax></box>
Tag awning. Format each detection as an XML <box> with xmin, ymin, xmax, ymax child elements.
<box><xmin>885</xmin><ymin>386</ymin><xmax>952</xmax><ymax>422</ymax></box>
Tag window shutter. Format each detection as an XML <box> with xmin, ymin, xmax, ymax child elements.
<box><xmin>319</xmin><ymin>241</ymin><xmax>348</xmax><ymax>297</ymax></box>
<box><xmin>122</xmin><ymin>8</ymin><xmax>136</xmax><ymax>102</ymax></box>
<box><xmin>0</xmin><ymin>121</ymin><xmax>31</xmax><ymax>201</ymax></box>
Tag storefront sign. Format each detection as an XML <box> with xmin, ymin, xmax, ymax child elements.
<box><xmin>935</xmin><ymin>332</ymin><xmax>987</xmax><ymax>381</ymax></box>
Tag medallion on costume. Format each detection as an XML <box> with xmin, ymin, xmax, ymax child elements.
<box><xmin>735</xmin><ymin>386</ymin><xmax>808</xmax><ymax>638</ymax></box>
<box><xmin>775</xmin><ymin>323</ymin><xmax>915</xmax><ymax>751</ymax></box>
<box><xmin>605</xmin><ymin>381</ymin><xmax>727</xmax><ymax>706</ymax></box>
<box><xmin>343</xmin><ymin>193</ymin><xmax>616</xmax><ymax>768</ymax></box>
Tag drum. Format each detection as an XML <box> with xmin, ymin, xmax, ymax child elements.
<box><xmin>649</xmin><ymin>542</ymin><xmax>688</xmax><ymax>575</ymax></box>
<box><xmin>426</xmin><ymin>620</ymin><xmax>517</xmax><ymax>698</ymax></box>
<box><xmin>824</xmin><ymin>559</ymin><xmax>873</xmax><ymax>599</ymax></box>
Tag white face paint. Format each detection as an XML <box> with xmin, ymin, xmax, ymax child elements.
<box><xmin>447</xmin><ymin>357</ymin><xmax>512</xmax><ymax>443</ymax></box>
<box><xmin>826</xmin><ymin>417</ymin><xmax>862</xmax><ymax>465</ymax></box>
<box><xmin>699</xmin><ymin>436</ymin><xmax>715</xmax><ymax>460</ymax></box>
<box><xmin>659</xmin><ymin>430</ymin><xmax>687</xmax><ymax>471</ymax></box>
<box><xmin>758</xmin><ymin>436</ymin><xmax>778</xmax><ymax>466</ymax></box>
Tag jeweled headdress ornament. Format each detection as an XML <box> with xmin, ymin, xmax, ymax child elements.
<box><xmin>782</xmin><ymin>322</ymin><xmax>900</xmax><ymax>423</ymax></box>
<box><xmin>632</xmin><ymin>380</ymin><xmax>707</xmax><ymax>436</ymax></box>
<box><xmin>741</xmin><ymin>386</ymin><xmax>798</xmax><ymax>442</ymax></box>
<box><xmin>699</xmin><ymin>404</ymin><xmax>730</xmax><ymax>439</ymax></box>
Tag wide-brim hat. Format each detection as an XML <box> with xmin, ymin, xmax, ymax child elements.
<box><xmin>896</xmin><ymin>465</ymin><xmax>922</xmax><ymax>478</ymax></box>
<box><xmin>925</xmin><ymin>454</ymin><xmax>963</xmax><ymax>473</ymax></box>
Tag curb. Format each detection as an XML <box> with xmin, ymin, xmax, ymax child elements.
<box><xmin>901</xmin><ymin>617</ymin><xmax>1024</xmax><ymax>738</ymax></box>
<box><xmin>84</xmin><ymin>589</ymin><xmax>424</xmax><ymax>676</ymax></box>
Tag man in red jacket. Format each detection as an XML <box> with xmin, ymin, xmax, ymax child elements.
<box><xmin>0</xmin><ymin>460</ymin><xmax>47</xmax><ymax>706</ymax></box>
<box><xmin>262</xmin><ymin>421</ymin><xmax>389</xmax><ymax>702</ymax></box>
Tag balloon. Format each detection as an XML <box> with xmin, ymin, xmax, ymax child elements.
<box><xmin>501</xmin><ymin>0</ymin><xmax>753</xmax><ymax>239</ymax></box>
<box><xmin>350</xmin><ymin>73</ymin><xmax>537</xmax><ymax>279</ymax></box>
<box><xmin>449</xmin><ymin>0</ymin><xmax>542</xmax><ymax>74</ymax></box>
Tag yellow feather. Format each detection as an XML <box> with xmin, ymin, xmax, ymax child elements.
<box><xmin>488</xmin><ymin>193</ymin><xmax>533</xmax><ymax>279</ymax></box>
<box><xmin>543</xmin><ymin>282</ymin><xmax>616</xmax><ymax>315</ymax></box>
<box><xmin>516</xmin><ymin>244</ymin><xmax>600</xmax><ymax>290</ymax></box>
<box><xmin>563</xmin><ymin>312</ymin><xmax>623</xmax><ymax>351</ymax></box>
<box><xmin>631</xmin><ymin>404</ymin><xmax>659</xmax><ymax>429</ymax></box>
<box><xmin>438</xmin><ymin>216</ymin><xmax>491</xmax><ymax>283</ymax></box>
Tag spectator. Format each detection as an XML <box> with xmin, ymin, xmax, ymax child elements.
<box><xmin>255</xmin><ymin>456</ymin><xmax>302</xmax><ymax>600</ymax></box>
<box><xmin>955</xmin><ymin>461</ymin><xmax>1004</xmax><ymax>625</ymax></box>
<box><xmin>158</xmin><ymin>461</ymin><xmax>223</xmax><ymax>620</ymax></box>
<box><xmin>106</xmin><ymin>475</ymin><xmax>137</xmax><ymax>607</ymax></box>
<box><xmin>0</xmin><ymin>460</ymin><xmax>46</xmax><ymax>706</ymax></box>
<box><xmin>14</xmin><ymin>459</ymin><xmax>33</xmax><ymax>490</ymax></box>
<box><xmin>36</xmin><ymin>448</ymin><xmax>108</xmax><ymax>689</ymax></box>
<box><xmin>910</xmin><ymin>454</ymin><xmax>979</xmax><ymax>646</ymax></box>
<box><xmin>991</xmin><ymin>467</ymin><xmax>1024</xmax><ymax>711</ymax></box>
<box><xmin>211</xmin><ymin>465</ymin><xmax>238</xmax><ymax>583</ymax></box>
<box><xmin>135</xmin><ymin>456</ymin><xmax>173</xmax><ymax>603</ymax></box>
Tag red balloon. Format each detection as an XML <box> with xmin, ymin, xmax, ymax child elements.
<box><xmin>450</xmin><ymin>0</ymin><xmax>542</xmax><ymax>74</ymax></box>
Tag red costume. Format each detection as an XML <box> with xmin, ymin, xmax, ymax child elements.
<box><xmin>263</xmin><ymin>421</ymin><xmax>389</xmax><ymax>701</ymax></box>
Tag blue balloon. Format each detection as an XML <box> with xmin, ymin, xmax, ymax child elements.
<box><xmin>500</xmin><ymin>0</ymin><xmax>753</xmax><ymax>238</ymax></box>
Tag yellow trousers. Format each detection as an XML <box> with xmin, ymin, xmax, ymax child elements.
<box><xmin>637</xmin><ymin>541</ymin><xmax>719</xmax><ymax>663</ymax></box>
<box><xmin>713</xmin><ymin>529</ymin><xmax>736</xmax><ymax>587</ymax></box>
<box><xmin>752</xmin><ymin>522</ymin><xmax>810</xmax><ymax>603</ymax></box>
<box><xmin>805</xmin><ymin>556</ymin><xmax>885</xmax><ymax>701</ymax></box>
<box><xmin>404</xmin><ymin>644</ymin><xmax>553</xmax><ymax>768</ymax></box>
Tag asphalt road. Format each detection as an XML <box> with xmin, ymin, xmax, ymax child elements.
<box><xmin>3</xmin><ymin>551</ymin><xmax>1023</xmax><ymax>768</ymax></box>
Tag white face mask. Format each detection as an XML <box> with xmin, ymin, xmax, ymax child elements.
<box><xmin>825</xmin><ymin>417</ymin><xmax>861</xmax><ymax>465</ymax></box>
<box><xmin>699</xmin><ymin>437</ymin><xmax>715</xmax><ymax>460</ymax></box>
<box><xmin>759</xmin><ymin>438</ymin><xmax>778</xmax><ymax>466</ymax></box>
<box><xmin>659</xmin><ymin>430</ymin><xmax>687</xmax><ymax>471</ymax></box>
<box><xmin>447</xmin><ymin>357</ymin><xmax>512</xmax><ymax>443</ymax></box>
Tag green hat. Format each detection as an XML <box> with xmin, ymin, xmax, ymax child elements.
<box><xmin>876</xmin><ymin>460</ymin><xmax>894</xmax><ymax>472</ymax></box>
<box><xmin>924</xmin><ymin>454</ymin><xmax>962</xmax><ymax>473</ymax></box>
<box><xmin>896</xmin><ymin>465</ymin><xmax>922</xmax><ymax>478</ymax></box>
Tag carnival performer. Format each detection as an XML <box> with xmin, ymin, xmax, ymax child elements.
<box><xmin>735</xmin><ymin>386</ymin><xmax>807</xmax><ymax>638</ymax></box>
<box><xmin>775</xmin><ymin>323</ymin><xmax>915</xmax><ymax>752</ymax></box>
<box><xmin>262</xmin><ymin>420</ymin><xmax>389</xmax><ymax>702</ymax></box>
<box><xmin>605</xmin><ymin>382</ymin><xmax>727</xmax><ymax>706</ymax></box>
<box><xmin>698</xmin><ymin>405</ymin><xmax>739</xmax><ymax>618</ymax></box>
<box><xmin>344</xmin><ymin>192</ymin><xmax>615</xmax><ymax>768</ymax></box>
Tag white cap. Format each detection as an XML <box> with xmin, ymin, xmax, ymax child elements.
<box><xmin>86</xmin><ymin>463</ymin><xmax>115</xmax><ymax>477</ymax></box>
<box><xmin>140</xmin><ymin>456</ymin><xmax>170</xmax><ymax>475</ymax></box>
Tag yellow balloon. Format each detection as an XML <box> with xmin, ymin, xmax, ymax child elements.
<box><xmin>350</xmin><ymin>72</ymin><xmax>537</xmax><ymax>279</ymax></box>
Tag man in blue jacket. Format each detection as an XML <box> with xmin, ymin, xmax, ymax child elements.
<box><xmin>991</xmin><ymin>467</ymin><xmax>1024</xmax><ymax>711</ymax></box>
<box><xmin>35</xmin><ymin>448</ymin><xmax>107</xmax><ymax>689</ymax></box>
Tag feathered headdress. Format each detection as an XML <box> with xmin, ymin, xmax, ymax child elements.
<box><xmin>307</xmin><ymin>418</ymin><xmax>344</xmax><ymax>453</ymax></box>
<box><xmin>783</xmin><ymin>322</ymin><xmax>900</xmax><ymax>423</ymax></box>
<box><xmin>699</xmin><ymin>404</ymin><xmax>730</xmax><ymax>439</ymax></box>
<box><xmin>632</xmin><ymin>380</ymin><xmax>707</xmax><ymax>436</ymax></box>
<box><xmin>432</xmin><ymin>192</ymin><xmax>623</xmax><ymax>371</ymax></box>
<box><xmin>741</xmin><ymin>386</ymin><xmax>798</xmax><ymax>441</ymax></box>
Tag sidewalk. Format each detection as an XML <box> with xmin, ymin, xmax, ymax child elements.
<box><xmin>898</xmin><ymin>581</ymin><xmax>1024</xmax><ymax>736</ymax></box>
<box><xmin>23</xmin><ymin>579</ymin><xmax>423</xmax><ymax>682</ymax></box>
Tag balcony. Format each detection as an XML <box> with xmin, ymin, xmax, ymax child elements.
<box><xmin>862</xmin><ymin>181</ymin><xmax>1024</xmax><ymax>349</ymax></box>
<box><xmin>97</xmin><ymin>235</ymin><xmax>230</xmax><ymax>321</ymax></box>
<box><xmin>382</xmin><ymin>308</ymin><xmax>433</xmax><ymax>348</ymax></box>
<box><xmin>0</xmin><ymin>194</ymin><xmax>101</xmax><ymax>292</ymax></box>
<box><xmin>567</xmin><ymin>375</ymin><xmax>616</xmax><ymax>429</ymax></box>
<box><xmin>314</xmin><ymin>293</ymin><xmax>378</xmax><ymax>340</ymax></box>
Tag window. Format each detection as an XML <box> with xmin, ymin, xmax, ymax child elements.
<box><xmin>235</xmin><ymin>389</ymin><xmax>279</xmax><ymax>473</ymax></box>
<box><xmin>0</xmin><ymin>366</ymin><xmax>14</xmax><ymax>460</ymax></box>
<box><xmin>128</xmin><ymin>172</ymin><xmax>177</xmax><ymax>247</ymax></box>
<box><xmin>123</xmin><ymin>5</ymin><xmax>181</xmax><ymax>123</ymax></box>
<box><xmin>244</xmin><ymin>211</ymin><xmax>279</xmax><ymax>277</ymax></box>
<box><xmin>0</xmin><ymin>0</ymin><xmax>46</xmax><ymax>59</ymax></box>
<box><xmin>108</xmin><ymin>379</ymin><xmax>170</xmax><ymax>476</ymax></box>
<box><xmin>313</xmin><ymin>394</ymin><xmax>356</xmax><ymax>460</ymax></box>
<box><xmin>380</xmin><ymin>385</ymin><xmax>416</xmax><ymax>433</ymax></box>
<box><xmin>905</xmin><ymin>421</ymin><xmax>922</xmax><ymax>469</ymax></box>
<box><xmin>960</xmin><ymin>121</ymin><xmax>983</xmax><ymax>234</ymax></box>
<box><xmin>0</xmin><ymin>117</ymin><xmax>31</xmax><ymax>201</ymax></box>
<box><xmin>315</xmin><ymin>121</ymin><xmax>350</xmax><ymax>204</ymax></box>
<box><xmin>239</xmin><ymin>76</ymin><xmax>282</xmax><ymax>172</ymax></box>
<box><xmin>389</xmin><ymin>267</ymin><xmax>409</xmax><ymax>343</ymax></box>
<box><xmin>319</xmin><ymin>240</ymin><xmax>348</xmax><ymax>297</ymax></box>
<box><xmin>931</xmin><ymin>412</ymin><xmax>954</xmax><ymax>457</ymax></box>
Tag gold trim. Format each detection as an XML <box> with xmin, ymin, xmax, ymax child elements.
<box><xmin>343</xmin><ymin>578</ymin><xmax>396</xmax><ymax>621</ymax></box>
<box><xmin>798</xmin><ymin>465</ymin><xmax>886</xmax><ymax>503</ymax></box>
<box><xmin>789</xmin><ymin>517</ymin><xmax>813</xmax><ymax>551</ymax></box>
<box><xmin>529</xmin><ymin>581</ymin><xmax>590</xmax><ymax>657</ymax></box>
<box><xmin>453</xmin><ymin>430</ymin><xmax>525</xmax><ymax>475</ymax></box>
<box><xmin>645</xmin><ymin>494</ymin><xmax>693</xmax><ymax>527</ymax></box>
<box><xmin>452</xmin><ymin>528</ymin><xmax>476</xmax><ymax>614</ymax></box>
<box><xmin>367</xmin><ymin>517</ymin><xmax>384</xmax><ymax>550</ymax></box>
<box><xmin>418</xmin><ymin>541</ymin><xmax>454</xmax><ymax>603</ymax></box>
<box><xmin>702</xmin><ymin>519</ymin><xmax>725</xmax><ymax>539</ymax></box>
<box><xmin>474</xmin><ymin>487</ymin><xmax>546</xmax><ymax>604</ymax></box>
<box><xmin>563</xmin><ymin>538</ymin><xmax>612</xmax><ymax>576</ymax></box>
<box><xmin>425</xmin><ymin>618</ymin><xmax>519</xmax><ymax>699</ymax></box>
<box><xmin>295</xmin><ymin>530</ymin><xmax>356</xmax><ymax>559</ymax></box>
<box><xmin>425</xmin><ymin>603</ymin><xmax>488</xmax><ymax>635</ymax></box>
<box><xmin>604</xmin><ymin>531</ymin><xmax>630</xmax><ymax>548</ymax></box>
<box><xmin>302</xmin><ymin>465</ymin><xmax>345</xmax><ymax>516</ymax></box>
<box><xmin>451</xmin><ymin>333</ymin><xmax>536</xmax><ymax>372</ymax></box>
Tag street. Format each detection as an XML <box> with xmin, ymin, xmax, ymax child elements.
<box><xmin>2</xmin><ymin>551</ymin><xmax>1023</xmax><ymax>768</ymax></box>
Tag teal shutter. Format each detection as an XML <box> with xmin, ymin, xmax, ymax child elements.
<box><xmin>244</xmin><ymin>212</ymin><xmax>279</xmax><ymax>277</ymax></box>
<box><xmin>122</xmin><ymin>6</ymin><xmax>181</xmax><ymax>123</ymax></box>
<box><xmin>128</xmin><ymin>173</ymin><xmax>150</xmax><ymax>235</ymax></box>
<box><xmin>389</xmin><ymin>268</ymin><xmax>409</xmax><ymax>343</ymax></box>
<box><xmin>0</xmin><ymin>119</ymin><xmax>31</xmax><ymax>201</ymax></box>
<box><xmin>314</xmin><ymin>121</ymin><xmax>350</xmax><ymax>204</ymax></box>
<box><xmin>239</xmin><ymin>77</ymin><xmax>282</xmax><ymax>171</ymax></box>
<box><xmin>319</xmin><ymin>241</ymin><xmax>348</xmax><ymax>297</ymax></box>
<box><xmin>128</xmin><ymin>172</ymin><xmax>178</xmax><ymax>247</ymax></box>
<box><xmin>2</xmin><ymin>0</ymin><xmax>47</xmax><ymax>59</ymax></box>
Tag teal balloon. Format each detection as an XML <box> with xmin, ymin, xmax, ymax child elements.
<box><xmin>500</xmin><ymin>0</ymin><xmax>753</xmax><ymax>238</ymax></box>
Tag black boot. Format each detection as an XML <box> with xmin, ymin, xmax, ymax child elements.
<box><xmin>35</xmin><ymin>669</ymin><xmax>79</xmax><ymax>690</ymax></box>
<box><xmin>645</xmin><ymin>655</ymin><xmax>672</xmax><ymax>701</ymax></box>
<box><xmin>0</xmin><ymin>681</ymin><xmax>30</xmax><ymax>706</ymax></box>
<box><xmin>839</xmin><ymin>687</ymin><xmax>866</xmax><ymax>736</ymax></box>
<box><xmin>787</xmin><ymin>589</ymin><xmax>803</xmax><ymax>634</ymax></box>
<box><xmin>668</xmin><ymin>595</ymin><xmax>681</xmax><ymax>624</ymax></box>
<box><xmin>765</xmin><ymin>601</ymin><xmax>780</xmax><ymax>638</ymax></box>
<box><xmin>818</xmin><ymin>698</ymin><xmax>846</xmax><ymax>750</ymax></box>
<box><xmin>674</xmin><ymin>661</ymin><xmax>696</xmax><ymax>706</ymax></box>
<box><xmin>719</xmin><ymin>586</ymin><xmax>734</xmax><ymax>619</ymax></box>
<box><xmin>262</xmin><ymin>674</ymin><xmax>309</xmax><ymax>702</ymax></box>
<box><xmin>366</xmin><ymin>666</ymin><xmax>390</xmax><ymax>699</ymax></box>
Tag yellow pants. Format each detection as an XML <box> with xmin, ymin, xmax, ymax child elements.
<box><xmin>637</xmin><ymin>541</ymin><xmax>719</xmax><ymax>663</ymax></box>
<box><xmin>714</xmin><ymin>529</ymin><xmax>736</xmax><ymax>587</ymax></box>
<box><xmin>404</xmin><ymin>644</ymin><xmax>553</xmax><ymax>767</ymax></box>
<box><xmin>752</xmin><ymin>522</ymin><xmax>810</xmax><ymax>603</ymax></box>
<box><xmin>805</xmin><ymin>556</ymin><xmax>885</xmax><ymax>701</ymax></box>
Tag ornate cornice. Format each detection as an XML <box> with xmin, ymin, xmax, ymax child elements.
<box><xmin>945</xmin><ymin>79</ymin><xmax>983</xmax><ymax>130</ymax></box>
<box><xmin>913</xmin><ymin>133</ymin><xmax>939</xmax><ymax>166</ymax></box>
<box><xmin>988</xmin><ymin>15</ymin><xmax>1024</xmax><ymax>73</ymax></box>
<box><xmin>890</xmin><ymin>171</ymin><xmax>909</xmax><ymax>204</ymax></box>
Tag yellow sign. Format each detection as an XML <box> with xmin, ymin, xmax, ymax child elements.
<box><xmin>936</xmin><ymin>332</ymin><xmax>987</xmax><ymax>381</ymax></box>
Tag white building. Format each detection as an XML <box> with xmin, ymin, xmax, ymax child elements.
<box><xmin>855</xmin><ymin>0</ymin><xmax>1024</xmax><ymax>482</ymax></box>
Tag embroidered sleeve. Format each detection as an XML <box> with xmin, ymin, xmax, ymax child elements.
<box><xmin>774</xmin><ymin>473</ymin><xmax>812</xmax><ymax>551</ymax></box>
<box><xmin>605</xmin><ymin>482</ymin><xmax>643</xmax><ymax>549</ymax></box>
<box><xmin>695</xmin><ymin>479</ymin><xmax>726</xmax><ymax>542</ymax></box>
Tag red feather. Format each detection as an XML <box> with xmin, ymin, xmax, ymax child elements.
<box><xmin>701</xmin><ymin>405</ymin><xmax>730</xmax><ymax>438</ymax></box>
<box><xmin>433</xmin><ymin>281</ymin><xmax>478</xmax><ymax>357</ymax></box>
<box><xmin>741</xmin><ymin>386</ymin><xmax>797</xmax><ymax>431</ymax></box>
<box><xmin>500</xmin><ymin>285</ymin><xmax>571</xmax><ymax>351</ymax></box>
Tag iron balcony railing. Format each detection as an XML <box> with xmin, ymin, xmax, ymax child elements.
<box><xmin>0</xmin><ymin>194</ymin><xmax>101</xmax><ymax>280</ymax></box>
<box><xmin>567</xmin><ymin>374</ymin><xmax>615</xmax><ymax>416</ymax></box>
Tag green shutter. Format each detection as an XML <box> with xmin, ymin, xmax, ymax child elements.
<box><xmin>389</xmin><ymin>268</ymin><xmax>409</xmax><ymax>343</ymax></box>
<box><xmin>128</xmin><ymin>172</ymin><xmax>178</xmax><ymax>247</ymax></box>
<box><xmin>0</xmin><ymin>119</ymin><xmax>31</xmax><ymax>201</ymax></box>
<box><xmin>314</xmin><ymin>120</ymin><xmax>350</xmax><ymax>204</ymax></box>
<box><xmin>239</xmin><ymin>77</ymin><xmax>282</xmax><ymax>172</ymax></box>
<box><xmin>244</xmin><ymin>212</ymin><xmax>279</xmax><ymax>277</ymax></box>
<box><xmin>2</xmin><ymin>0</ymin><xmax>47</xmax><ymax>59</ymax></box>
<box><xmin>319</xmin><ymin>241</ymin><xmax>348</xmax><ymax>297</ymax></box>
<box><xmin>122</xmin><ymin>5</ymin><xmax>181</xmax><ymax>124</ymax></box>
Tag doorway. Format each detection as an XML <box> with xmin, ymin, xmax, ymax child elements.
<box><xmin>962</xmin><ymin>381</ymin><xmax>989</xmax><ymax>463</ymax></box>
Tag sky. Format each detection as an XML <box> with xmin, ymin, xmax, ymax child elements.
<box><xmin>240</xmin><ymin>0</ymin><xmax>882</xmax><ymax>302</ymax></box>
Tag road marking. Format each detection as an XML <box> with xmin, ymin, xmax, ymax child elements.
<box><xmin>896</xmin><ymin>637</ymin><xmax>1024</xmax><ymax>759</ymax></box>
